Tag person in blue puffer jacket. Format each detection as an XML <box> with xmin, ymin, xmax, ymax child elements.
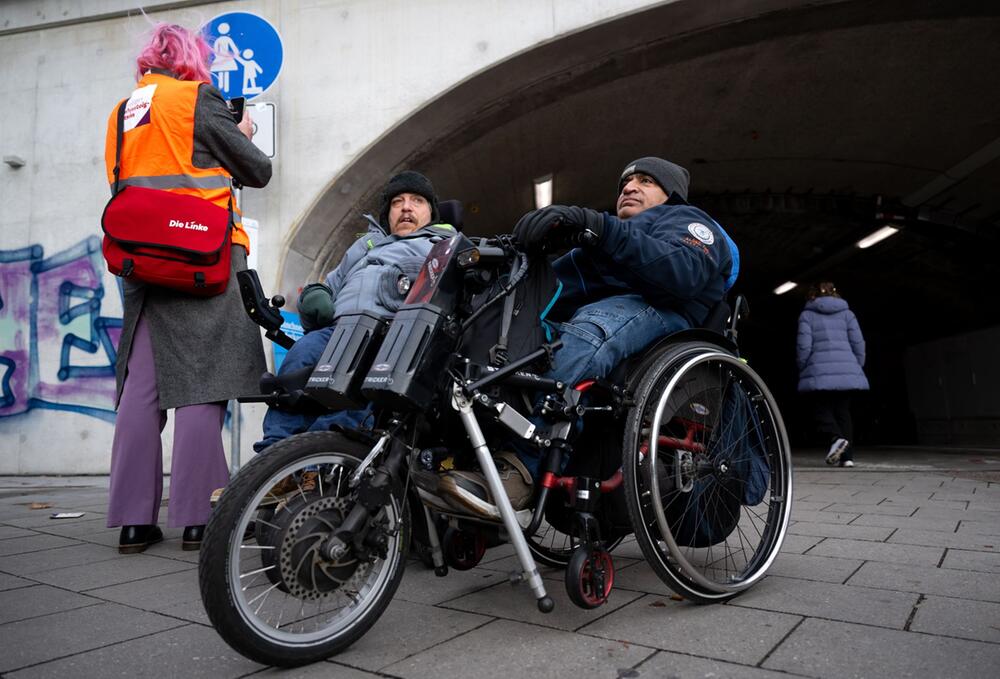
<box><xmin>796</xmin><ymin>281</ymin><xmax>869</xmax><ymax>467</ymax></box>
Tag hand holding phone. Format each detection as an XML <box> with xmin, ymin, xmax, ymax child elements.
<box><xmin>227</xmin><ymin>96</ymin><xmax>246</xmax><ymax>123</ymax></box>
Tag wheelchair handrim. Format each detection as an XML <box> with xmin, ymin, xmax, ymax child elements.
<box><xmin>647</xmin><ymin>351</ymin><xmax>792</xmax><ymax>594</ymax></box>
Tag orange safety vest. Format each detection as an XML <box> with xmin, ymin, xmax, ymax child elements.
<box><xmin>104</xmin><ymin>72</ymin><xmax>249</xmax><ymax>253</ymax></box>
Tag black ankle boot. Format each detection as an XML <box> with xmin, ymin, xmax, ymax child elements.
<box><xmin>118</xmin><ymin>525</ymin><xmax>163</xmax><ymax>554</ymax></box>
<box><xmin>182</xmin><ymin>525</ymin><xmax>205</xmax><ymax>551</ymax></box>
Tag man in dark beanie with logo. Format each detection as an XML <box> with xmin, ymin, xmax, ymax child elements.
<box><xmin>437</xmin><ymin>157</ymin><xmax>739</xmax><ymax>512</ymax></box>
<box><xmin>511</xmin><ymin>156</ymin><xmax>738</xmax><ymax>474</ymax></box>
<box><xmin>252</xmin><ymin>170</ymin><xmax>455</xmax><ymax>453</ymax></box>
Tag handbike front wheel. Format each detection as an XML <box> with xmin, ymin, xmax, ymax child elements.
<box><xmin>622</xmin><ymin>343</ymin><xmax>792</xmax><ymax>603</ymax></box>
<box><xmin>199</xmin><ymin>431</ymin><xmax>409</xmax><ymax>667</ymax></box>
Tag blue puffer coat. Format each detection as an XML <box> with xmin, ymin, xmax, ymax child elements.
<box><xmin>796</xmin><ymin>296</ymin><xmax>869</xmax><ymax>392</ymax></box>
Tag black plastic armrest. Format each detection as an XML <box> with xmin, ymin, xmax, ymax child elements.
<box><xmin>237</xmin><ymin>269</ymin><xmax>285</xmax><ymax>332</ymax></box>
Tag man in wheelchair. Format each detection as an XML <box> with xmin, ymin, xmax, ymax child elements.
<box><xmin>254</xmin><ymin>171</ymin><xmax>457</xmax><ymax>454</ymax></box>
<box><xmin>437</xmin><ymin>156</ymin><xmax>739</xmax><ymax>510</ymax></box>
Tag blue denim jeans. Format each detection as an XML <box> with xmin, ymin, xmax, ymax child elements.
<box><xmin>545</xmin><ymin>294</ymin><xmax>689</xmax><ymax>388</ymax></box>
<box><xmin>254</xmin><ymin>326</ymin><xmax>372</xmax><ymax>453</ymax></box>
<box><xmin>517</xmin><ymin>294</ymin><xmax>689</xmax><ymax>477</ymax></box>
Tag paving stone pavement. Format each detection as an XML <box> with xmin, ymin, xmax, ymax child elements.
<box><xmin>1</xmin><ymin>448</ymin><xmax>999</xmax><ymax>678</ymax></box>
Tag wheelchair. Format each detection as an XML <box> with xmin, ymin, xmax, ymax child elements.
<box><xmin>198</xmin><ymin>232</ymin><xmax>792</xmax><ymax>667</ymax></box>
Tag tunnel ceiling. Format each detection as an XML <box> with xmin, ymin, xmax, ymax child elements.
<box><xmin>299</xmin><ymin>0</ymin><xmax>1000</xmax><ymax>345</ymax></box>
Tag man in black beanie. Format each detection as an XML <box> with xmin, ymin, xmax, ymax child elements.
<box><xmin>253</xmin><ymin>170</ymin><xmax>455</xmax><ymax>452</ymax></box>
<box><xmin>378</xmin><ymin>170</ymin><xmax>440</xmax><ymax>234</ymax></box>
<box><xmin>509</xmin><ymin>157</ymin><xmax>738</xmax><ymax>475</ymax></box>
<box><xmin>438</xmin><ymin>156</ymin><xmax>741</xmax><ymax>517</ymax></box>
<box><xmin>435</xmin><ymin>156</ymin><xmax>740</xmax><ymax>515</ymax></box>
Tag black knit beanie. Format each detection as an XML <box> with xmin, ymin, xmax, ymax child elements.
<box><xmin>378</xmin><ymin>171</ymin><xmax>440</xmax><ymax>228</ymax></box>
<box><xmin>618</xmin><ymin>157</ymin><xmax>690</xmax><ymax>202</ymax></box>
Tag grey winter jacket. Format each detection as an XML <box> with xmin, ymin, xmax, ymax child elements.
<box><xmin>796</xmin><ymin>296</ymin><xmax>869</xmax><ymax>392</ymax></box>
<box><xmin>323</xmin><ymin>220</ymin><xmax>457</xmax><ymax>318</ymax></box>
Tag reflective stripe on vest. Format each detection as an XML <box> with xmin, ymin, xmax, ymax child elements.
<box><xmin>116</xmin><ymin>174</ymin><xmax>234</xmax><ymax>191</ymax></box>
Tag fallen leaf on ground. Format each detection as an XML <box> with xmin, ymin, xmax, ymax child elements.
<box><xmin>28</xmin><ymin>502</ymin><xmax>52</xmax><ymax>509</ymax></box>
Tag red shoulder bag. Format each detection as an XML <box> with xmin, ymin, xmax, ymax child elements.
<box><xmin>101</xmin><ymin>100</ymin><xmax>233</xmax><ymax>296</ymax></box>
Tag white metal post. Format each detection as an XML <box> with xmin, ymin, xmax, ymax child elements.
<box><xmin>229</xmin><ymin>185</ymin><xmax>243</xmax><ymax>476</ymax></box>
<box><xmin>229</xmin><ymin>399</ymin><xmax>241</xmax><ymax>475</ymax></box>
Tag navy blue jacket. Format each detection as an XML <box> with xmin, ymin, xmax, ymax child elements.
<box><xmin>551</xmin><ymin>203</ymin><xmax>735</xmax><ymax>326</ymax></box>
<box><xmin>796</xmin><ymin>296</ymin><xmax>869</xmax><ymax>392</ymax></box>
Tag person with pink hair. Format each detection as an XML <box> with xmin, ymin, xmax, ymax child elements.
<box><xmin>104</xmin><ymin>23</ymin><xmax>271</xmax><ymax>554</ymax></box>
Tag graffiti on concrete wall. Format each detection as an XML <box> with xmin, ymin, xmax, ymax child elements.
<box><xmin>0</xmin><ymin>236</ymin><xmax>121</xmax><ymax>423</ymax></box>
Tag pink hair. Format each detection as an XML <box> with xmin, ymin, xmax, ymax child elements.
<box><xmin>135</xmin><ymin>23</ymin><xmax>211</xmax><ymax>82</ymax></box>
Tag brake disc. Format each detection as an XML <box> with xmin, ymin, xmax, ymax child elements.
<box><xmin>275</xmin><ymin>494</ymin><xmax>370</xmax><ymax>601</ymax></box>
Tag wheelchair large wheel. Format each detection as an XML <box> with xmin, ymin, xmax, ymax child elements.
<box><xmin>622</xmin><ymin>342</ymin><xmax>792</xmax><ymax>604</ymax></box>
<box><xmin>199</xmin><ymin>431</ymin><xmax>409</xmax><ymax>667</ymax></box>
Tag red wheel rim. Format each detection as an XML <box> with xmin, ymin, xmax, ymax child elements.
<box><xmin>578</xmin><ymin>550</ymin><xmax>614</xmax><ymax>605</ymax></box>
<box><xmin>447</xmin><ymin>530</ymin><xmax>486</xmax><ymax>570</ymax></box>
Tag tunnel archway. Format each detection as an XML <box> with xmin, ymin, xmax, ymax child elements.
<box><xmin>284</xmin><ymin>0</ymin><xmax>1000</xmax><ymax>446</ymax></box>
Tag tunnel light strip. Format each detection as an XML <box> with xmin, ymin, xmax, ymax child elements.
<box><xmin>856</xmin><ymin>225</ymin><xmax>900</xmax><ymax>249</ymax></box>
<box><xmin>773</xmin><ymin>281</ymin><xmax>798</xmax><ymax>295</ymax></box>
<box><xmin>534</xmin><ymin>175</ymin><xmax>553</xmax><ymax>209</ymax></box>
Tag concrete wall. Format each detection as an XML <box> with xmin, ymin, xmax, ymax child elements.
<box><xmin>0</xmin><ymin>0</ymin><xmax>663</xmax><ymax>473</ymax></box>
<box><xmin>904</xmin><ymin>325</ymin><xmax>1000</xmax><ymax>447</ymax></box>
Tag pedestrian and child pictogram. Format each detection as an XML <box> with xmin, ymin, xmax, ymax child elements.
<box><xmin>203</xmin><ymin>13</ymin><xmax>283</xmax><ymax>100</ymax></box>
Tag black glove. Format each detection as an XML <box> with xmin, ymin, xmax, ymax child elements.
<box><xmin>513</xmin><ymin>205</ymin><xmax>604</xmax><ymax>252</ymax></box>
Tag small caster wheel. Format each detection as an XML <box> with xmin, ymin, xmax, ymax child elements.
<box><xmin>442</xmin><ymin>527</ymin><xmax>486</xmax><ymax>571</ymax></box>
<box><xmin>434</xmin><ymin>565</ymin><xmax>449</xmax><ymax>577</ymax></box>
<box><xmin>566</xmin><ymin>547</ymin><xmax>614</xmax><ymax>609</ymax></box>
<box><xmin>537</xmin><ymin>596</ymin><xmax>555</xmax><ymax>613</ymax></box>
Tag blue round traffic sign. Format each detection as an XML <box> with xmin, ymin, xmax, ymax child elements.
<box><xmin>203</xmin><ymin>12</ymin><xmax>283</xmax><ymax>101</ymax></box>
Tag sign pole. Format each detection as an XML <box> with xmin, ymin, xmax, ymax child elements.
<box><xmin>229</xmin><ymin>399</ymin><xmax>242</xmax><ymax>475</ymax></box>
<box><xmin>202</xmin><ymin>10</ymin><xmax>284</xmax><ymax>477</ymax></box>
<box><xmin>229</xmin><ymin>184</ymin><xmax>243</xmax><ymax>476</ymax></box>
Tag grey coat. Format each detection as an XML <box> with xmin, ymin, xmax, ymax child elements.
<box><xmin>796</xmin><ymin>296</ymin><xmax>869</xmax><ymax>392</ymax></box>
<box><xmin>324</xmin><ymin>221</ymin><xmax>457</xmax><ymax>317</ymax></box>
<box><xmin>116</xmin><ymin>246</ymin><xmax>266</xmax><ymax>409</ymax></box>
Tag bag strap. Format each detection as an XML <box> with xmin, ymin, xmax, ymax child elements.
<box><xmin>489</xmin><ymin>257</ymin><xmax>521</xmax><ymax>366</ymax></box>
<box><xmin>111</xmin><ymin>99</ymin><xmax>128</xmax><ymax>196</ymax></box>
